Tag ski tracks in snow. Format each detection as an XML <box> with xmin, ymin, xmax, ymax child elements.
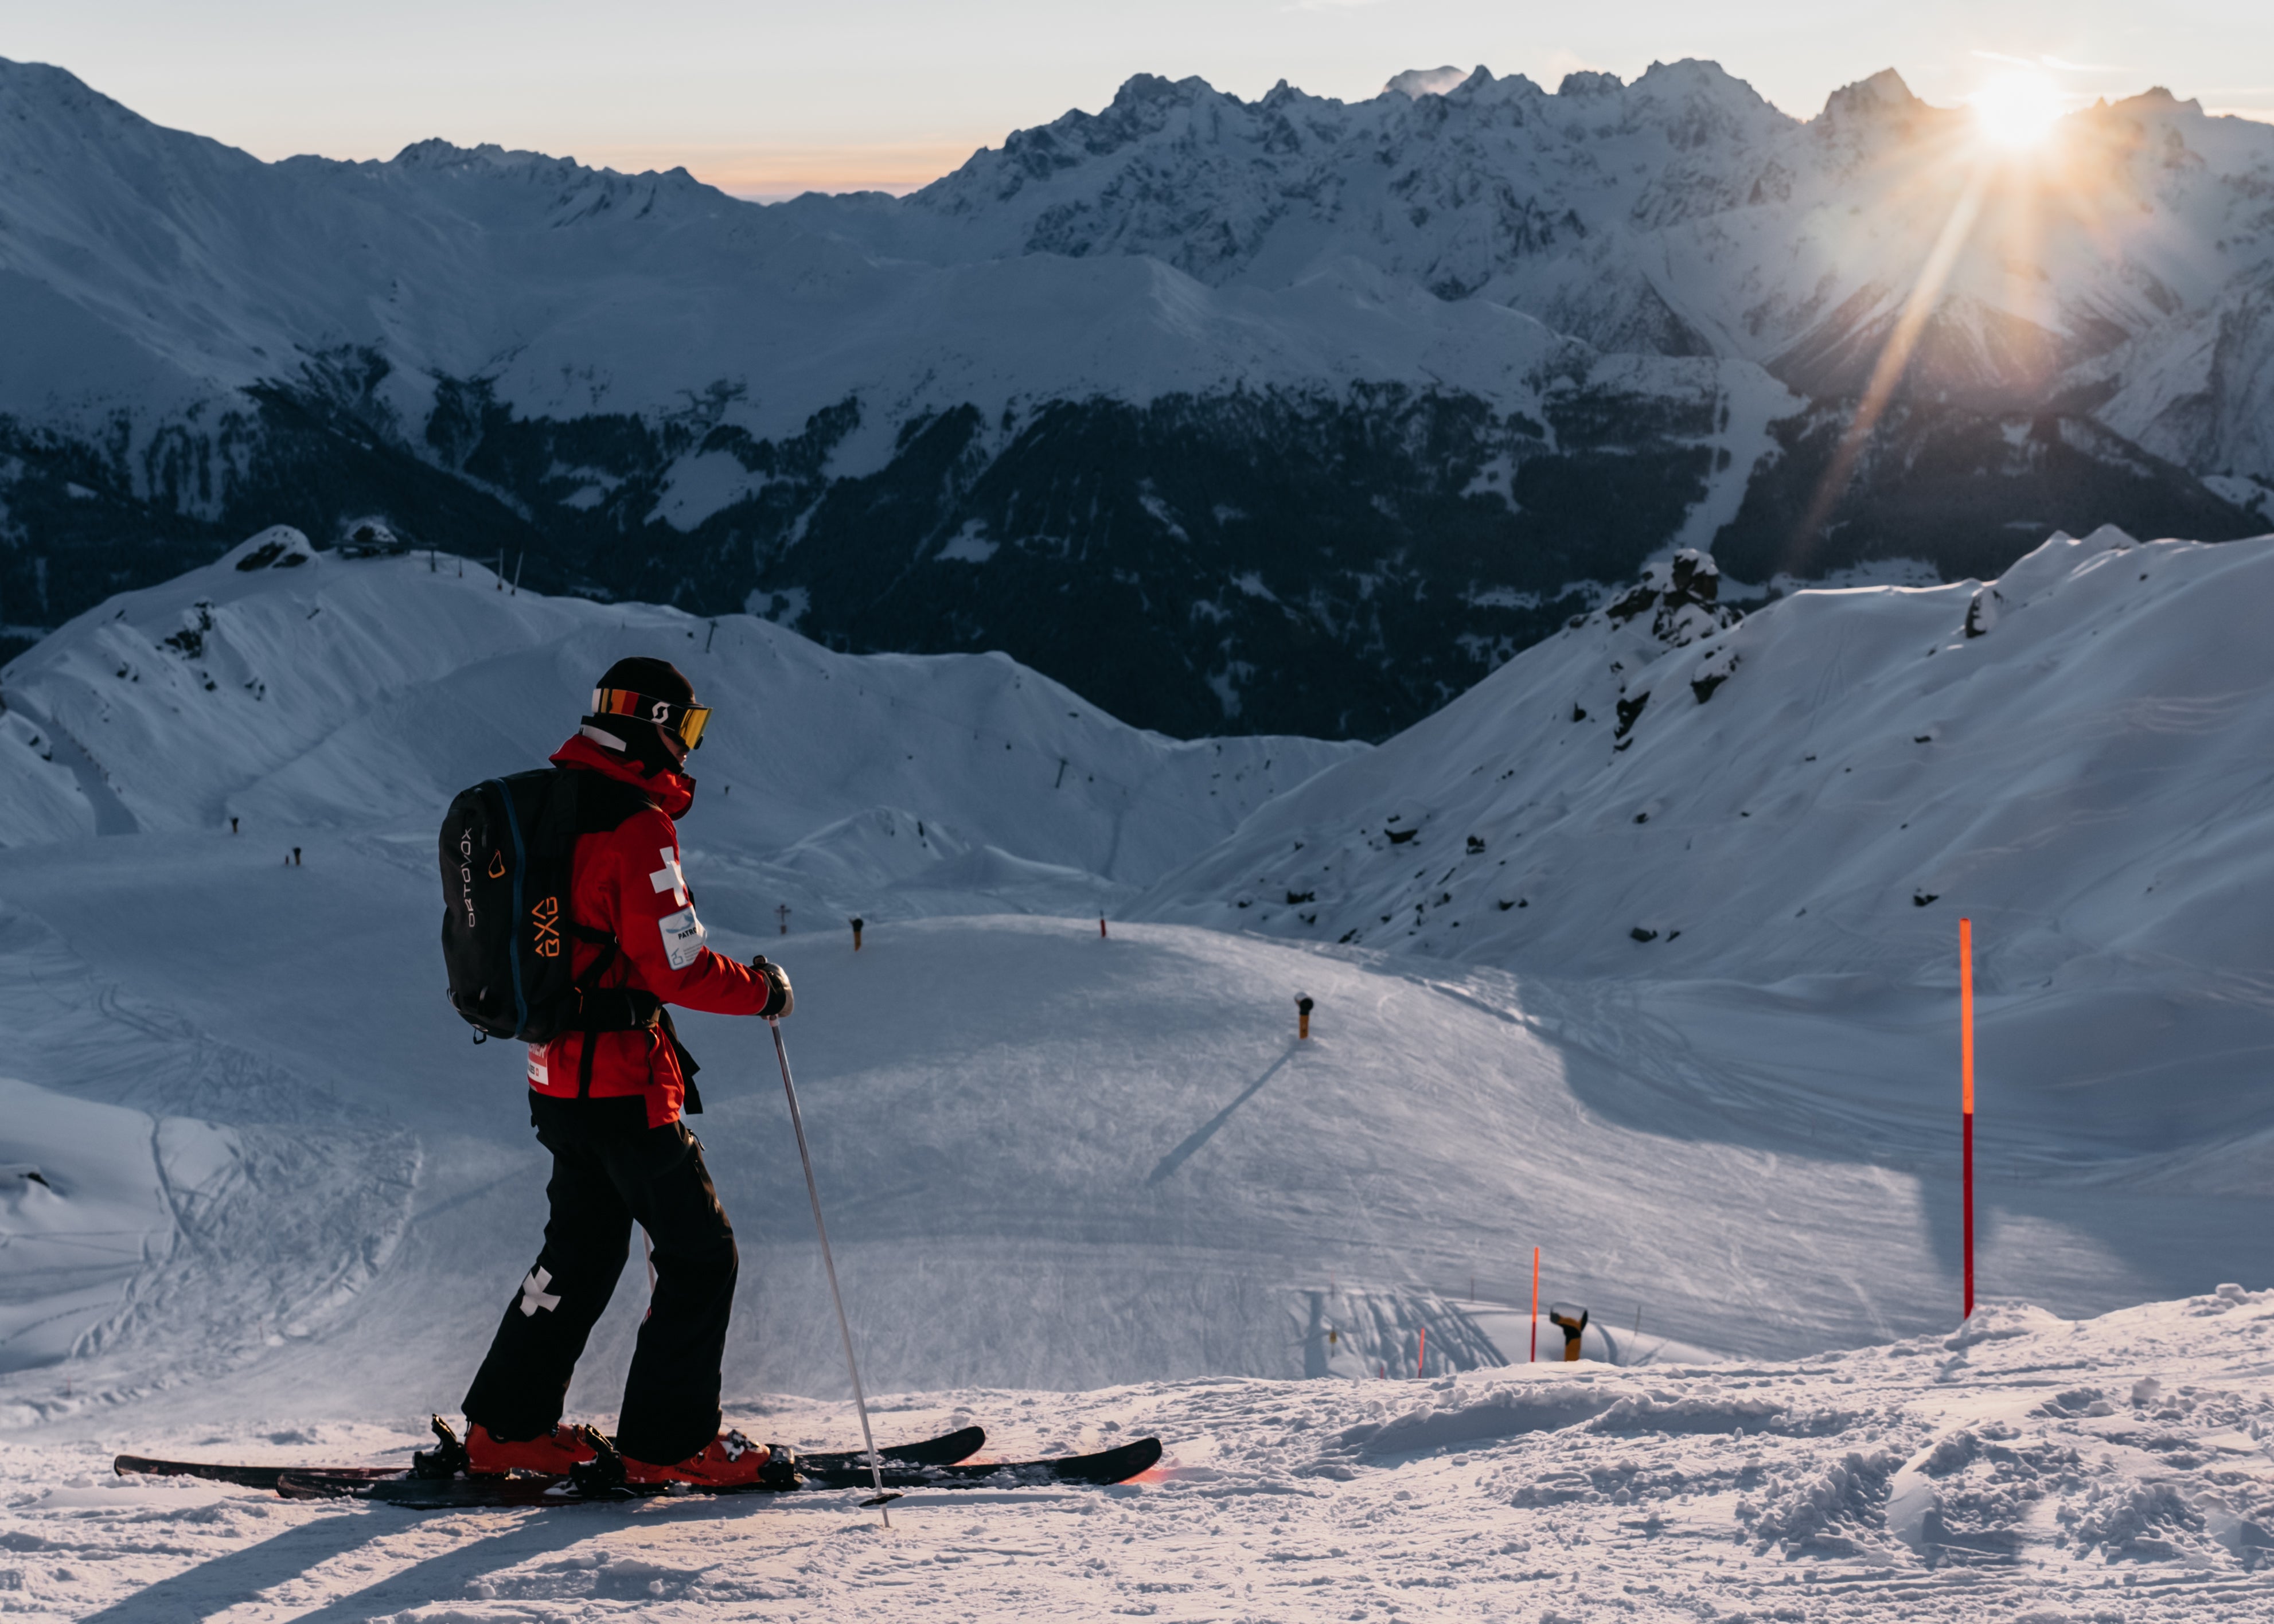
<box><xmin>0</xmin><ymin>901</ymin><xmax>419</xmax><ymax>1422</ymax></box>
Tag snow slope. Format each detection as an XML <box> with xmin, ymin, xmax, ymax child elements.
<box><xmin>3</xmin><ymin>869</ymin><xmax>2263</xmax><ymax>1415</ymax></box>
<box><xmin>9</xmin><ymin>1293</ymin><xmax>2274</xmax><ymax>1619</ymax></box>
<box><xmin>1138</xmin><ymin>528</ymin><xmax>2274</xmax><ymax>1180</ymax></box>
<box><xmin>0</xmin><ymin>533</ymin><xmax>1355</xmax><ymax>1410</ymax></box>
<box><xmin>1140</xmin><ymin>524</ymin><xmax>2274</xmax><ymax>984</ymax></box>
<box><xmin>0</xmin><ymin>525</ymin><xmax>2261</xmax><ymax>1418</ymax></box>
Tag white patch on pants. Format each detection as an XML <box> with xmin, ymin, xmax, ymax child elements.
<box><xmin>519</xmin><ymin>1266</ymin><xmax>561</xmax><ymax>1317</ymax></box>
<box><xmin>658</xmin><ymin>904</ymin><xmax>707</xmax><ymax>970</ymax></box>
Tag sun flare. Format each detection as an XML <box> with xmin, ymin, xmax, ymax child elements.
<box><xmin>1971</xmin><ymin>69</ymin><xmax>2066</xmax><ymax>149</ymax></box>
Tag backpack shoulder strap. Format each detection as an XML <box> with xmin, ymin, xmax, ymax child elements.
<box><xmin>540</xmin><ymin>767</ymin><xmax>671</xmax><ymax>1094</ymax></box>
<box><xmin>570</xmin><ymin>771</ymin><xmax>658</xmax><ymax>836</ymax></box>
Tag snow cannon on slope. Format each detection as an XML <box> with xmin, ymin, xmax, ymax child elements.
<box><xmin>1547</xmin><ymin>1303</ymin><xmax>1590</xmax><ymax>1363</ymax></box>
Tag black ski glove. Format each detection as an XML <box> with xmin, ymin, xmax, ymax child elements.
<box><xmin>751</xmin><ymin>954</ymin><xmax>794</xmax><ymax>1019</ymax></box>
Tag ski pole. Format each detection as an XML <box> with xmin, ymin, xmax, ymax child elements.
<box><xmin>769</xmin><ymin>1017</ymin><xmax>894</xmax><ymax>1525</ymax></box>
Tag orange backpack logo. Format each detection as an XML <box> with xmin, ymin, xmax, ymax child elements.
<box><xmin>530</xmin><ymin>895</ymin><xmax>562</xmax><ymax>958</ymax></box>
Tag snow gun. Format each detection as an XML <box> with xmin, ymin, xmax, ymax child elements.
<box><xmin>1547</xmin><ymin>1303</ymin><xmax>1589</xmax><ymax>1362</ymax></box>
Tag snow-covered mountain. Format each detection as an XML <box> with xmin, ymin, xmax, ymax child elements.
<box><xmin>0</xmin><ymin>526</ymin><xmax>1356</xmax><ymax>904</ymax></box>
<box><xmin>2</xmin><ymin>56</ymin><xmax>2268</xmax><ymax>737</ymax></box>
<box><xmin>1135</xmin><ymin>525</ymin><xmax>2274</xmax><ymax>970</ymax></box>
<box><xmin>1135</xmin><ymin>524</ymin><xmax>2274</xmax><ymax>1203</ymax></box>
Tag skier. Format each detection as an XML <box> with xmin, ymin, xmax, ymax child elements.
<box><xmin>457</xmin><ymin>658</ymin><xmax>794</xmax><ymax>1486</ymax></box>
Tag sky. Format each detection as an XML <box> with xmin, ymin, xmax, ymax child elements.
<box><xmin>4</xmin><ymin>1</ymin><xmax>2269</xmax><ymax>197</ymax></box>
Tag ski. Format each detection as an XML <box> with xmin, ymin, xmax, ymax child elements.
<box><xmin>275</xmin><ymin>1435</ymin><xmax>1163</xmax><ymax>1508</ymax></box>
<box><xmin>111</xmin><ymin>1457</ymin><xmax>394</xmax><ymax>1493</ymax></box>
<box><xmin>114</xmin><ymin>1424</ymin><xmax>987</xmax><ymax>1494</ymax></box>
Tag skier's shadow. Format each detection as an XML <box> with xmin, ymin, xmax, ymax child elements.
<box><xmin>1145</xmin><ymin>1048</ymin><xmax>1294</xmax><ymax>1185</ymax></box>
<box><xmin>79</xmin><ymin>1504</ymin><xmax>594</xmax><ymax>1624</ymax></box>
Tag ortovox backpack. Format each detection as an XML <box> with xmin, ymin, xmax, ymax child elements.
<box><xmin>438</xmin><ymin>768</ymin><xmax>661</xmax><ymax>1043</ymax></box>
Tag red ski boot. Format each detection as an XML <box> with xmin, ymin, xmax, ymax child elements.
<box><xmin>465</xmin><ymin>1422</ymin><xmax>600</xmax><ymax>1477</ymax></box>
<box><xmin>618</xmin><ymin>1428</ymin><xmax>798</xmax><ymax>1489</ymax></box>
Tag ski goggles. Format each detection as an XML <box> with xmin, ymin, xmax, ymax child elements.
<box><xmin>591</xmin><ymin>687</ymin><xmax>713</xmax><ymax>749</ymax></box>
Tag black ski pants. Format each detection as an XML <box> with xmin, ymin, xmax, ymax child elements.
<box><xmin>463</xmin><ymin>1092</ymin><xmax>738</xmax><ymax>1465</ymax></box>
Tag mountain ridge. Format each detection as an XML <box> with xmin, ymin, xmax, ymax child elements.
<box><xmin>0</xmin><ymin>54</ymin><xmax>2267</xmax><ymax>737</ymax></box>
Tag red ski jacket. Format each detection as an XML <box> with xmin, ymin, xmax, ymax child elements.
<box><xmin>526</xmin><ymin>730</ymin><xmax>770</xmax><ymax>1126</ymax></box>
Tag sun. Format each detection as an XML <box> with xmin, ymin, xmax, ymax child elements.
<box><xmin>1970</xmin><ymin>69</ymin><xmax>2066</xmax><ymax>149</ymax></box>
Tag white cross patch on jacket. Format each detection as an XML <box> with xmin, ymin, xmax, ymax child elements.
<box><xmin>649</xmin><ymin>847</ymin><xmax>688</xmax><ymax>907</ymax></box>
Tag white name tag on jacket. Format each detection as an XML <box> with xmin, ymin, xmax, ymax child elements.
<box><xmin>658</xmin><ymin>905</ymin><xmax>707</xmax><ymax>970</ymax></box>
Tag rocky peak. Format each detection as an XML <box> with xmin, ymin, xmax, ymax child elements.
<box><xmin>1816</xmin><ymin>69</ymin><xmax>1926</xmax><ymax>132</ymax></box>
<box><xmin>1383</xmin><ymin>65</ymin><xmax>1475</xmax><ymax>101</ymax></box>
<box><xmin>1605</xmin><ymin>550</ymin><xmax>1739</xmax><ymax>647</ymax></box>
<box><xmin>1557</xmin><ymin>71</ymin><xmax>1625</xmax><ymax>99</ymax></box>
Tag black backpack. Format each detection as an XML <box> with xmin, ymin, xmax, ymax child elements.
<box><xmin>438</xmin><ymin>768</ymin><xmax>664</xmax><ymax>1045</ymax></box>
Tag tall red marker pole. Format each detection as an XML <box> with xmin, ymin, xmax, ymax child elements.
<box><xmin>1960</xmin><ymin>918</ymin><xmax>1976</xmax><ymax>1321</ymax></box>
<box><xmin>1530</xmin><ymin>1247</ymin><xmax>1540</xmax><ymax>1363</ymax></box>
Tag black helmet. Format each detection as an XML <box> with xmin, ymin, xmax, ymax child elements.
<box><xmin>584</xmin><ymin>657</ymin><xmax>711</xmax><ymax>771</ymax></box>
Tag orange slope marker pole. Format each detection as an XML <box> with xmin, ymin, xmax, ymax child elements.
<box><xmin>1961</xmin><ymin>916</ymin><xmax>1976</xmax><ymax>1321</ymax></box>
<box><xmin>1417</xmin><ymin>1325</ymin><xmax>1426</xmax><ymax>1377</ymax></box>
<box><xmin>1530</xmin><ymin>1247</ymin><xmax>1540</xmax><ymax>1363</ymax></box>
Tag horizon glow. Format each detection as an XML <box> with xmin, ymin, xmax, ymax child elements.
<box><xmin>3</xmin><ymin>1</ymin><xmax>2268</xmax><ymax>198</ymax></box>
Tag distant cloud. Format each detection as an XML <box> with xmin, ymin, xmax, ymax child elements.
<box><xmin>1284</xmin><ymin>0</ymin><xmax>1387</xmax><ymax>10</ymax></box>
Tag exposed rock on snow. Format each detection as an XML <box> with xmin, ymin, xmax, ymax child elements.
<box><xmin>1604</xmin><ymin>548</ymin><xmax>1736</xmax><ymax>647</ymax></box>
